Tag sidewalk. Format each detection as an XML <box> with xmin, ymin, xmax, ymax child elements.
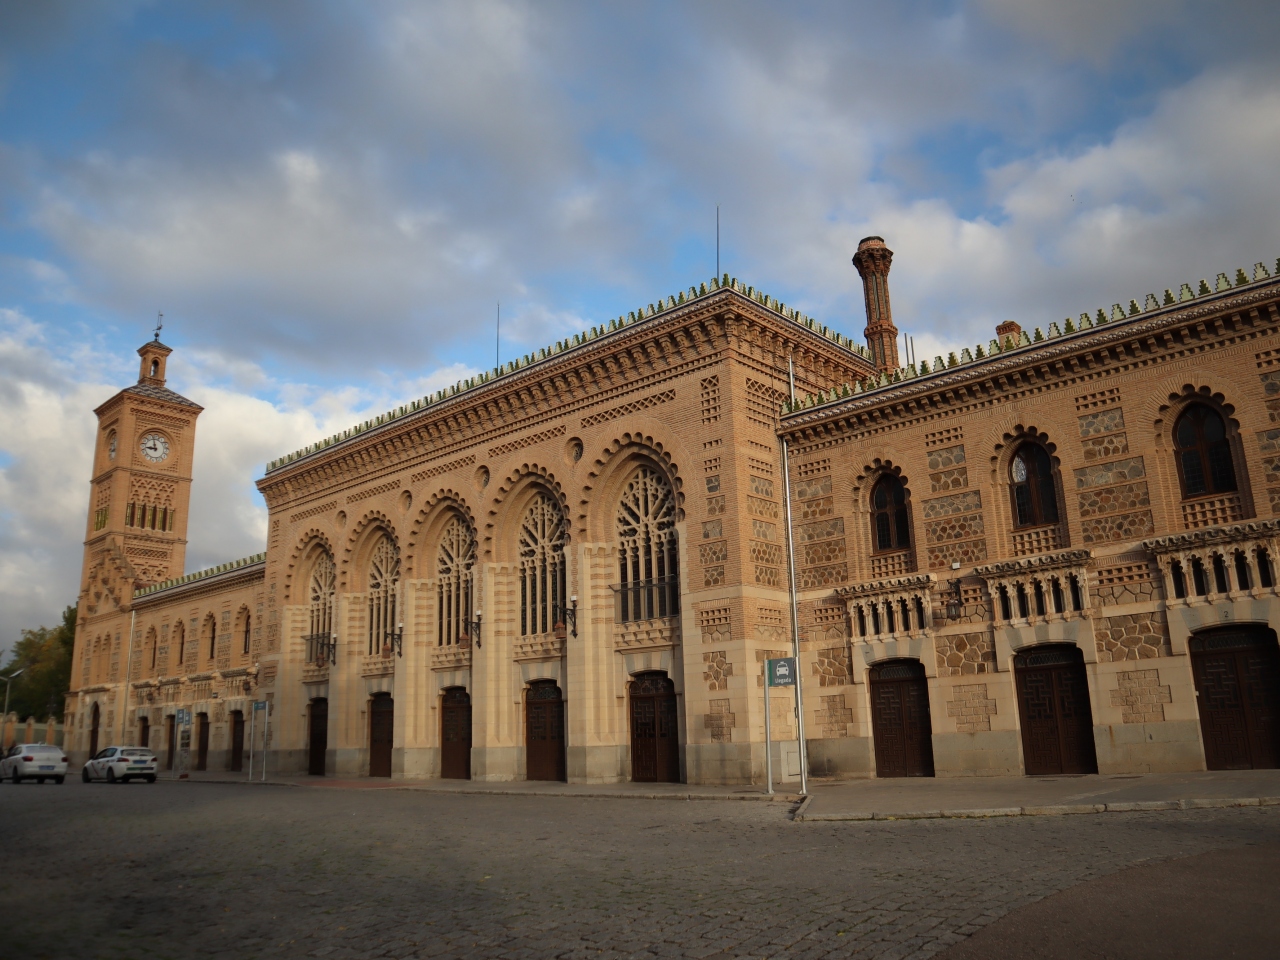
<box><xmin>158</xmin><ymin>769</ymin><xmax>802</xmax><ymax>803</ymax></box>
<box><xmin>795</xmin><ymin>768</ymin><xmax>1280</xmax><ymax>821</ymax></box>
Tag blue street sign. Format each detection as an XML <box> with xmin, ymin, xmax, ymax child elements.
<box><xmin>253</xmin><ymin>700</ymin><xmax>267</xmax><ymax>712</ymax></box>
<box><xmin>767</xmin><ymin>657</ymin><xmax>797</xmax><ymax>687</ymax></box>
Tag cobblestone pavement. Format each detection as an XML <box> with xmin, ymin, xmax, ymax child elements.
<box><xmin>4</xmin><ymin>779</ymin><xmax>1279</xmax><ymax>960</ymax></box>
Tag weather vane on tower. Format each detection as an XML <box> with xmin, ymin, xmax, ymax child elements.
<box><xmin>154</xmin><ymin>311</ymin><xmax>164</xmax><ymax>341</ymax></box>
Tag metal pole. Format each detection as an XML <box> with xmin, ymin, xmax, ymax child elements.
<box><xmin>120</xmin><ymin>610</ymin><xmax>136</xmax><ymax>744</ymax></box>
<box><xmin>781</xmin><ymin>436</ymin><xmax>809</xmax><ymax>796</ymax></box>
<box><xmin>247</xmin><ymin>706</ymin><xmax>255</xmax><ymax>780</ymax></box>
<box><xmin>262</xmin><ymin>702</ymin><xmax>269</xmax><ymax>782</ymax></box>
<box><xmin>763</xmin><ymin>663</ymin><xmax>773</xmax><ymax>795</ymax></box>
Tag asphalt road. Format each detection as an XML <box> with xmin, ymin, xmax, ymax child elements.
<box><xmin>3</xmin><ymin>777</ymin><xmax>1278</xmax><ymax>959</ymax></box>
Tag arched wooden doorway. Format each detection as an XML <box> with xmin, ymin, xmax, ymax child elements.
<box><xmin>525</xmin><ymin>680</ymin><xmax>565</xmax><ymax>781</ymax></box>
<box><xmin>1014</xmin><ymin>644</ymin><xmax>1097</xmax><ymax>775</ymax></box>
<box><xmin>629</xmin><ymin>672</ymin><xmax>680</xmax><ymax>783</ymax></box>
<box><xmin>1190</xmin><ymin>626</ymin><xmax>1280</xmax><ymax>770</ymax></box>
<box><xmin>195</xmin><ymin>713</ymin><xmax>209</xmax><ymax>771</ymax></box>
<box><xmin>89</xmin><ymin>703</ymin><xmax>100</xmax><ymax>757</ymax></box>
<box><xmin>440</xmin><ymin>687</ymin><xmax>472</xmax><ymax>779</ymax></box>
<box><xmin>229</xmin><ymin>711</ymin><xmax>244</xmax><ymax>772</ymax></box>
<box><xmin>869</xmin><ymin>660</ymin><xmax>935</xmax><ymax>777</ymax></box>
<box><xmin>307</xmin><ymin>698</ymin><xmax>328</xmax><ymax>776</ymax></box>
<box><xmin>369</xmin><ymin>693</ymin><xmax>394</xmax><ymax>778</ymax></box>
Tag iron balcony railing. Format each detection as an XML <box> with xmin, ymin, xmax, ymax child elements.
<box><xmin>613</xmin><ymin>576</ymin><xmax>680</xmax><ymax>624</ymax></box>
<box><xmin>303</xmin><ymin>633</ymin><xmax>337</xmax><ymax>667</ymax></box>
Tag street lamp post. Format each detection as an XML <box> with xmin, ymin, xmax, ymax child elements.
<box><xmin>2</xmin><ymin>667</ymin><xmax>26</xmax><ymax>746</ymax></box>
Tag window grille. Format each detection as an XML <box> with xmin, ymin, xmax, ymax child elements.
<box><xmin>437</xmin><ymin>515</ymin><xmax>475</xmax><ymax>646</ymax></box>
<box><xmin>519</xmin><ymin>494</ymin><xmax>567</xmax><ymax>636</ymax></box>
<box><xmin>615</xmin><ymin>467</ymin><xmax>679</xmax><ymax>623</ymax></box>
<box><xmin>870</xmin><ymin>475</ymin><xmax>911</xmax><ymax>551</ymax></box>
<box><xmin>1011</xmin><ymin>444</ymin><xmax>1059</xmax><ymax>528</ymax></box>
<box><xmin>367</xmin><ymin>536</ymin><xmax>400</xmax><ymax>656</ymax></box>
<box><xmin>1174</xmin><ymin>404</ymin><xmax>1238</xmax><ymax>498</ymax></box>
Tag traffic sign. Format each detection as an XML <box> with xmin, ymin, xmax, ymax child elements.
<box><xmin>767</xmin><ymin>657</ymin><xmax>797</xmax><ymax>687</ymax></box>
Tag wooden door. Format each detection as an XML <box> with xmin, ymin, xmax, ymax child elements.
<box><xmin>138</xmin><ymin>717</ymin><xmax>150</xmax><ymax>749</ymax></box>
<box><xmin>308</xmin><ymin>698</ymin><xmax>328</xmax><ymax>776</ymax></box>
<box><xmin>629</xmin><ymin>672</ymin><xmax>680</xmax><ymax>783</ymax></box>
<box><xmin>1191</xmin><ymin>627</ymin><xmax>1280</xmax><ymax>770</ymax></box>
<box><xmin>440</xmin><ymin>688</ymin><xmax>472</xmax><ymax>780</ymax></box>
<box><xmin>369</xmin><ymin>693</ymin><xmax>394</xmax><ymax>778</ymax></box>
<box><xmin>869</xmin><ymin>660</ymin><xmax>936</xmax><ymax>777</ymax></box>
<box><xmin>89</xmin><ymin>703</ymin><xmax>100</xmax><ymax>758</ymax></box>
<box><xmin>1014</xmin><ymin>645</ymin><xmax>1098</xmax><ymax>775</ymax></box>
<box><xmin>525</xmin><ymin>680</ymin><xmax>565</xmax><ymax>781</ymax></box>
<box><xmin>229</xmin><ymin>711</ymin><xmax>244</xmax><ymax>772</ymax></box>
<box><xmin>165</xmin><ymin>715</ymin><xmax>176</xmax><ymax>769</ymax></box>
<box><xmin>196</xmin><ymin>713</ymin><xmax>209</xmax><ymax>771</ymax></box>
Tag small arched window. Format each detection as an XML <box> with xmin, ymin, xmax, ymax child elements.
<box><xmin>150</xmin><ymin>359</ymin><xmax>159</xmax><ymax>377</ymax></box>
<box><xmin>1174</xmin><ymin>404</ymin><xmax>1237</xmax><ymax>498</ymax></box>
<box><xmin>242</xmin><ymin>612</ymin><xmax>251</xmax><ymax>655</ymax></box>
<box><xmin>870</xmin><ymin>475</ymin><xmax>911</xmax><ymax>551</ymax></box>
<box><xmin>1011</xmin><ymin>444</ymin><xmax>1059</xmax><ymax>528</ymax></box>
<box><xmin>205</xmin><ymin>614</ymin><xmax>217</xmax><ymax>660</ymax></box>
<box><xmin>174</xmin><ymin>620</ymin><xmax>185</xmax><ymax>665</ymax></box>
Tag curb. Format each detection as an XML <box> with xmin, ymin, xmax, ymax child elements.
<box><xmin>158</xmin><ymin>777</ymin><xmax>801</xmax><ymax>803</ymax></box>
<box><xmin>795</xmin><ymin>796</ymin><xmax>1280</xmax><ymax>822</ymax></box>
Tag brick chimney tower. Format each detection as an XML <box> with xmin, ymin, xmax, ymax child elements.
<box><xmin>853</xmin><ymin>236</ymin><xmax>900</xmax><ymax>373</ymax></box>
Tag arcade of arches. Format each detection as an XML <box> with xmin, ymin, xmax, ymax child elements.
<box><xmin>63</xmin><ymin>246</ymin><xmax>1280</xmax><ymax>784</ymax></box>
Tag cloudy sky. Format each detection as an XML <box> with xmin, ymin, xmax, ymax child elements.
<box><xmin>2</xmin><ymin>1</ymin><xmax>1280</xmax><ymax>652</ymax></box>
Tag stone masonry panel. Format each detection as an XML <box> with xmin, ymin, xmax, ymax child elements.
<box><xmin>1081</xmin><ymin>432</ymin><xmax>1130</xmax><ymax>462</ymax></box>
<box><xmin>813</xmin><ymin>646</ymin><xmax>852</xmax><ymax>687</ymax></box>
<box><xmin>796</xmin><ymin>517</ymin><xmax>844</xmax><ymax>542</ymax></box>
<box><xmin>1261</xmin><ymin>369</ymin><xmax>1280</xmax><ymax>395</ymax></box>
<box><xmin>922</xmin><ymin>490</ymin><xmax>982</xmax><ymax>519</ymax></box>
<box><xmin>946</xmin><ymin>683</ymin><xmax>998</xmax><ymax>732</ymax></box>
<box><xmin>927</xmin><ymin>538</ymin><xmax>988</xmax><ymax>569</ymax></box>
<box><xmin>702</xmin><ymin>650</ymin><xmax>733</xmax><ymax>691</ymax></box>
<box><xmin>1257</xmin><ymin>427</ymin><xmax>1280</xmax><ymax>454</ymax></box>
<box><xmin>927</xmin><ymin>444</ymin><xmax>966</xmax><ymax>470</ymax></box>
<box><xmin>1096</xmin><ymin>611</ymin><xmax>1172</xmax><ymax>661</ymax></box>
<box><xmin>1076</xmin><ymin>480</ymin><xmax>1151</xmax><ymax>518</ymax></box>
<box><xmin>1074</xmin><ymin>456</ymin><xmax>1146</xmax><ymax>489</ymax></box>
<box><xmin>802</xmin><ymin>539</ymin><xmax>846</xmax><ymax>567</ymax></box>
<box><xmin>797</xmin><ymin>496</ymin><xmax>834</xmax><ymax>520</ymax></box>
<box><xmin>816</xmin><ymin>693</ymin><xmax>854</xmax><ymax>736</ymax></box>
<box><xmin>1077</xmin><ymin>407</ymin><xmax>1125</xmax><ymax>437</ymax></box>
<box><xmin>925</xmin><ymin>511</ymin><xmax>985</xmax><ymax>544</ymax></box>
<box><xmin>797</xmin><ymin>563</ymin><xmax>848</xmax><ymax>589</ymax></box>
<box><xmin>935</xmin><ymin>632</ymin><xmax>995</xmax><ymax>676</ymax></box>
<box><xmin>1082</xmin><ymin>510</ymin><xmax>1155</xmax><ymax>544</ymax></box>
<box><xmin>1110</xmin><ymin>668</ymin><xmax>1172</xmax><ymax>723</ymax></box>
<box><xmin>704</xmin><ymin>699</ymin><xmax>735</xmax><ymax>742</ymax></box>
<box><xmin>930</xmin><ymin>466</ymin><xmax>969</xmax><ymax>492</ymax></box>
<box><xmin>794</xmin><ymin>476</ymin><xmax>832</xmax><ymax>500</ymax></box>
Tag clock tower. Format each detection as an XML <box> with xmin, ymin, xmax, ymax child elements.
<box><xmin>79</xmin><ymin>337</ymin><xmax>204</xmax><ymax>617</ymax></box>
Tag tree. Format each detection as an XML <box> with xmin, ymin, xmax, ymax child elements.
<box><xmin>3</xmin><ymin>605</ymin><xmax>76</xmax><ymax>721</ymax></box>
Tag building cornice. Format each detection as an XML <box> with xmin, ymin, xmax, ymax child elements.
<box><xmin>1141</xmin><ymin>519</ymin><xmax>1280</xmax><ymax>555</ymax></box>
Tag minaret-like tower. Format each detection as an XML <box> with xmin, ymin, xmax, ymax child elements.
<box><xmin>852</xmin><ymin>236</ymin><xmax>900</xmax><ymax>373</ymax></box>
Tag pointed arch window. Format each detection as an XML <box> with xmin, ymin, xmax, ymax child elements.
<box><xmin>871</xmin><ymin>475</ymin><xmax>911</xmax><ymax>552</ymax></box>
<box><xmin>242</xmin><ymin>612</ymin><xmax>252</xmax><ymax>656</ymax></box>
<box><xmin>520</xmin><ymin>494</ymin><xmax>567</xmax><ymax>636</ymax></box>
<box><xmin>367</xmin><ymin>535</ymin><xmax>400</xmax><ymax>656</ymax></box>
<box><xmin>174</xmin><ymin>620</ymin><xmax>185</xmax><ymax>666</ymax></box>
<box><xmin>305</xmin><ymin>551</ymin><xmax>336</xmax><ymax>665</ymax></box>
<box><xmin>204</xmin><ymin>614</ymin><xmax>218</xmax><ymax>661</ymax></box>
<box><xmin>616</xmin><ymin>466</ymin><xmax>679</xmax><ymax>622</ymax></box>
<box><xmin>1174</xmin><ymin>404</ymin><xmax>1238</xmax><ymax>498</ymax></box>
<box><xmin>1011</xmin><ymin>444</ymin><xmax>1059</xmax><ymax>528</ymax></box>
<box><xmin>437</xmin><ymin>515</ymin><xmax>476</xmax><ymax>646</ymax></box>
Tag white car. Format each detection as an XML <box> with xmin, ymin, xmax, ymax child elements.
<box><xmin>1</xmin><ymin>743</ymin><xmax>68</xmax><ymax>784</ymax></box>
<box><xmin>81</xmin><ymin>746</ymin><xmax>158</xmax><ymax>784</ymax></box>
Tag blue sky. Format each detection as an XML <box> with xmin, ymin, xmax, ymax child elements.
<box><xmin>2</xmin><ymin>0</ymin><xmax>1280</xmax><ymax>653</ymax></box>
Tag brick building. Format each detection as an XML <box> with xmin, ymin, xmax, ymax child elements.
<box><xmin>65</xmin><ymin>241</ymin><xmax>1280</xmax><ymax>782</ymax></box>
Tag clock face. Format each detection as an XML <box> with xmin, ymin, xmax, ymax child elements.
<box><xmin>107</xmin><ymin>432</ymin><xmax>117</xmax><ymax>460</ymax></box>
<box><xmin>139</xmin><ymin>432</ymin><xmax>170</xmax><ymax>463</ymax></box>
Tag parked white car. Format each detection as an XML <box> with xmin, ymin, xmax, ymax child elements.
<box><xmin>0</xmin><ymin>743</ymin><xmax>68</xmax><ymax>784</ymax></box>
<box><xmin>81</xmin><ymin>746</ymin><xmax>158</xmax><ymax>784</ymax></box>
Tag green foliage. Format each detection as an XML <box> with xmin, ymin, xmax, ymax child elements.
<box><xmin>3</xmin><ymin>605</ymin><xmax>75</xmax><ymax>720</ymax></box>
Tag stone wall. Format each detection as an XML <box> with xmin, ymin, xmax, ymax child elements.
<box><xmin>1109</xmin><ymin>668</ymin><xmax>1172</xmax><ymax>723</ymax></box>
<box><xmin>946</xmin><ymin>684</ymin><xmax>997</xmax><ymax>733</ymax></box>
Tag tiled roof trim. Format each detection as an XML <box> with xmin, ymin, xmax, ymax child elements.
<box><xmin>124</xmin><ymin>382</ymin><xmax>202</xmax><ymax>409</ymax></box>
<box><xmin>133</xmin><ymin>553</ymin><xmax>266</xmax><ymax>599</ymax></box>
<box><xmin>263</xmin><ymin>276</ymin><xmax>869</xmax><ymax>475</ymax></box>
<box><xmin>780</xmin><ymin>259</ymin><xmax>1280</xmax><ymax>421</ymax></box>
